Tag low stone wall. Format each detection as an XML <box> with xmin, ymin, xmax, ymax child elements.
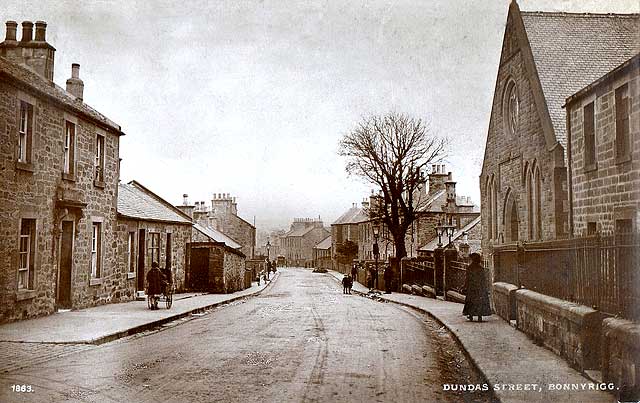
<box><xmin>515</xmin><ymin>289</ymin><xmax>602</xmax><ymax>371</ymax></box>
<box><xmin>446</xmin><ymin>290</ymin><xmax>465</xmax><ymax>304</ymax></box>
<box><xmin>493</xmin><ymin>282</ymin><xmax>518</xmax><ymax>321</ymax></box>
<box><xmin>601</xmin><ymin>317</ymin><xmax>640</xmax><ymax>400</ymax></box>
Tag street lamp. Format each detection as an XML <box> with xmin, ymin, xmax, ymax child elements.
<box><xmin>436</xmin><ymin>217</ymin><xmax>456</xmax><ymax>248</ymax></box>
<box><xmin>372</xmin><ymin>221</ymin><xmax>380</xmax><ymax>290</ymax></box>
<box><xmin>265</xmin><ymin>240</ymin><xmax>271</xmax><ymax>280</ymax></box>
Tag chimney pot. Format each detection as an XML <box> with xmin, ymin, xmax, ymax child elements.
<box><xmin>5</xmin><ymin>21</ymin><xmax>17</xmax><ymax>41</ymax></box>
<box><xmin>66</xmin><ymin>64</ymin><xmax>84</xmax><ymax>101</ymax></box>
<box><xmin>34</xmin><ymin>21</ymin><xmax>46</xmax><ymax>41</ymax></box>
<box><xmin>71</xmin><ymin>63</ymin><xmax>80</xmax><ymax>78</ymax></box>
<box><xmin>20</xmin><ymin>21</ymin><xmax>33</xmax><ymax>42</ymax></box>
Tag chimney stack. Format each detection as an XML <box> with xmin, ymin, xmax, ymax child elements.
<box><xmin>20</xmin><ymin>21</ymin><xmax>33</xmax><ymax>42</ymax></box>
<box><xmin>5</xmin><ymin>20</ymin><xmax>17</xmax><ymax>41</ymax></box>
<box><xmin>66</xmin><ymin>63</ymin><xmax>84</xmax><ymax>101</ymax></box>
<box><xmin>34</xmin><ymin>21</ymin><xmax>46</xmax><ymax>41</ymax></box>
<box><xmin>182</xmin><ymin>194</ymin><xmax>189</xmax><ymax>206</ymax></box>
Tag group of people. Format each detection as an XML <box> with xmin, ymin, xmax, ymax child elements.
<box><xmin>341</xmin><ymin>274</ymin><xmax>354</xmax><ymax>294</ymax></box>
<box><xmin>146</xmin><ymin>261</ymin><xmax>172</xmax><ymax>310</ymax></box>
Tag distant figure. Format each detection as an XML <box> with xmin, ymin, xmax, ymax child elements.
<box><xmin>346</xmin><ymin>275</ymin><xmax>353</xmax><ymax>294</ymax></box>
<box><xmin>383</xmin><ymin>265</ymin><xmax>392</xmax><ymax>294</ymax></box>
<box><xmin>366</xmin><ymin>268</ymin><xmax>373</xmax><ymax>290</ymax></box>
<box><xmin>351</xmin><ymin>264</ymin><xmax>358</xmax><ymax>283</ymax></box>
<box><xmin>342</xmin><ymin>274</ymin><xmax>350</xmax><ymax>294</ymax></box>
<box><xmin>462</xmin><ymin>253</ymin><xmax>493</xmax><ymax>322</ymax></box>
<box><xmin>146</xmin><ymin>262</ymin><xmax>163</xmax><ymax>310</ymax></box>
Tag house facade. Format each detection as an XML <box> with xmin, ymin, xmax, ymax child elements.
<box><xmin>116</xmin><ymin>181</ymin><xmax>193</xmax><ymax>295</ymax></box>
<box><xmin>0</xmin><ymin>21</ymin><xmax>125</xmax><ymax>323</ymax></box>
<box><xmin>479</xmin><ymin>2</ymin><xmax>639</xmax><ymax>256</ymax></box>
<box><xmin>566</xmin><ymin>54</ymin><xmax>640</xmax><ymax>235</ymax></box>
<box><xmin>281</xmin><ymin>218</ymin><xmax>330</xmax><ymax>267</ymax></box>
<box><xmin>312</xmin><ymin>235</ymin><xmax>332</xmax><ymax>271</ymax></box>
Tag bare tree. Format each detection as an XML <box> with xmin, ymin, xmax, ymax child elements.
<box><xmin>339</xmin><ymin>112</ymin><xmax>446</xmax><ymax>260</ymax></box>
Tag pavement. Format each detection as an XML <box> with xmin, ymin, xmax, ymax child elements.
<box><xmin>0</xmin><ymin>272</ymin><xmax>280</xmax><ymax>345</ymax></box>
<box><xmin>327</xmin><ymin>270</ymin><xmax>615</xmax><ymax>403</ymax></box>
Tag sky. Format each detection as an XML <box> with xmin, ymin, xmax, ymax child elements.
<box><xmin>3</xmin><ymin>0</ymin><xmax>638</xmax><ymax>230</ymax></box>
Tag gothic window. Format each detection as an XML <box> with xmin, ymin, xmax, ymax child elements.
<box><xmin>503</xmin><ymin>79</ymin><xmax>519</xmax><ymax>137</ymax></box>
<box><xmin>615</xmin><ymin>84</ymin><xmax>630</xmax><ymax>163</ymax></box>
<box><xmin>583</xmin><ymin>102</ymin><xmax>596</xmax><ymax>170</ymax></box>
<box><xmin>534</xmin><ymin>167</ymin><xmax>542</xmax><ymax>239</ymax></box>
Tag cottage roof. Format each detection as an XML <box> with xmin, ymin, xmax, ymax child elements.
<box><xmin>416</xmin><ymin>190</ymin><xmax>480</xmax><ymax>214</ymax></box>
<box><xmin>333</xmin><ymin>206</ymin><xmax>368</xmax><ymax>225</ymax></box>
<box><xmin>0</xmin><ymin>56</ymin><xmax>123</xmax><ymax>134</ymax></box>
<box><xmin>520</xmin><ymin>10</ymin><xmax>640</xmax><ymax>148</ymax></box>
<box><xmin>118</xmin><ymin>181</ymin><xmax>192</xmax><ymax>224</ymax></box>
<box><xmin>418</xmin><ymin>216</ymin><xmax>482</xmax><ymax>252</ymax></box>
<box><xmin>313</xmin><ymin>235</ymin><xmax>332</xmax><ymax>250</ymax></box>
<box><xmin>286</xmin><ymin>225</ymin><xmax>318</xmax><ymax>237</ymax></box>
<box><xmin>193</xmin><ymin>223</ymin><xmax>242</xmax><ymax>249</ymax></box>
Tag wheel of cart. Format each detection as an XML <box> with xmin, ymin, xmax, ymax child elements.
<box><xmin>164</xmin><ymin>283</ymin><xmax>173</xmax><ymax>309</ymax></box>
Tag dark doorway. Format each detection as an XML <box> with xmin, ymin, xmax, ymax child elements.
<box><xmin>189</xmin><ymin>247</ymin><xmax>209</xmax><ymax>291</ymax></box>
<box><xmin>165</xmin><ymin>233</ymin><xmax>172</xmax><ymax>270</ymax></box>
<box><xmin>137</xmin><ymin>229</ymin><xmax>146</xmax><ymax>291</ymax></box>
<box><xmin>57</xmin><ymin>221</ymin><xmax>73</xmax><ymax>309</ymax></box>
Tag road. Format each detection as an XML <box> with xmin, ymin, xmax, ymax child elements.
<box><xmin>0</xmin><ymin>268</ymin><xmax>494</xmax><ymax>403</ymax></box>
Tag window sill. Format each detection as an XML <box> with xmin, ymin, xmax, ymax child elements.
<box><xmin>615</xmin><ymin>155</ymin><xmax>631</xmax><ymax>165</ymax></box>
<box><xmin>62</xmin><ymin>172</ymin><xmax>76</xmax><ymax>182</ymax></box>
<box><xmin>16</xmin><ymin>161</ymin><xmax>34</xmax><ymax>173</ymax></box>
<box><xmin>89</xmin><ymin>278</ymin><xmax>102</xmax><ymax>286</ymax></box>
<box><xmin>583</xmin><ymin>163</ymin><xmax>598</xmax><ymax>174</ymax></box>
<box><xmin>127</xmin><ymin>272</ymin><xmax>136</xmax><ymax>279</ymax></box>
<box><xmin>93</xmin><ymin>179</ymin><xmax>105</xmax><ymax>188</ymax></box>
<box><xmin>16</xmin><ymin>289</ymin><xmax>37</xmax><ymax>301</ymax></box>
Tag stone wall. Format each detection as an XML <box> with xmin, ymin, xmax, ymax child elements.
<box><xmin>223</xmin><ymin>250</ymin><xmax>245</xmax><ymax>293</ymax></box>
<box><xmin>567</xmin><ymin>64</ymin><xmax>639</xmax><ymax>235</ymax></box>
<box><xmin>0</xmin><ymin>79</ymin><xmax>122</xmax><ymax>323</ymax></box>
<box><xmin>492</xmin><ymin>282</ymin><xmax>518</xmax><ymax>321</ymax></box>
<box><xmin>515</xmin><ymin>289</ymin><xmax>602</xmax><ymax>371</ymax></box>
<box><xmin>601</xmin><ymin>317</ymin><xmax>640</xmax><ymax>399</ymax></box>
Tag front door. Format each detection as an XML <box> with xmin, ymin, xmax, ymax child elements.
<box><xmin>137</xmin><ymin>229</ymin><xmax>146</xmax><ymax>291</ymax></box>
<box><xmin>57</xmin><ymin>221</ymin><xmax>73</xmax><ymax>309</ymax></box>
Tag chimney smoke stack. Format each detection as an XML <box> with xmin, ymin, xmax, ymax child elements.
<box><xmin>66</xmin><ymin>63</ymin><xmax>84</xmax><ymax>101</ymax></box>
<box><xmin>183</xmin><ymin>194</ymin><xmax>189</xmax><ymax>206</ymax></box>
<box><xmin>34</xmin><ymin>21</ymin><xmax>46</xmax><ymax>41</ymax></box>
<box><xmin>21</xmin><ymin>21</ymin><xmax>33</xmax><ymax>42</ymax></box>
<box><xmin>5</xmin><ymin>21</ymin><xmax>17</xmax><ymax>41</ymax></box>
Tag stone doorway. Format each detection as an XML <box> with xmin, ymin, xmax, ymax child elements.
<box><xmin>57</xmin><ymin>221</ymin><xmax>73</xmax><ymax>309</ymax></box>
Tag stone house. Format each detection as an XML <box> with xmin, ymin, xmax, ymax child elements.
<box><xmin>331</xmin><ymin>202</ymin><xmax>368</xmax><ymax>270</ymax></box>
<box><xmin>281</xmin><ymin>218</ymin><xmax>330</xmax><ymax>267</ymax></box>
<box><xmin>116</xmin><ymin>181</ymin><xmax>193</xmax><ymax>295</ymax></box>
<box><xmin>565</xmin><ymin>54</ymin><xmax>640</xmax><ymax>235</ymax></box>
<box><xmin>479</xmin><ymin>2</ymin><xmax>639</xmax><ymax>255</ymax></box>
<box><xmin>312</xmin><ymin>235</ymin><xmax>332</xmax><ymax>271</ymax></box>
<box><xmin>190</xmin><ymin>193</ymin><xmax>256</xmax><ymax>259</ymax></box>
<box><xmin>0</xmin><ymin>21</ymin><xmax>125</xmax><ymax>323</ymax></box>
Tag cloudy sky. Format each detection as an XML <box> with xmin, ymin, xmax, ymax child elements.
<box><xmin>3</xmin><ymin>0</ymin><xmax>638</xmax><ymax>229</ymax></box>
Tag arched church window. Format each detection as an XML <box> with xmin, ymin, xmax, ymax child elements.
<box><xmin>503</xmin><ymin>79</ymin><xmax>519</xmax><ymax>137</ymax></box>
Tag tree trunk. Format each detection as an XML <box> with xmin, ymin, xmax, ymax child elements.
<box><xmin>394</xmin><ymin>236</ymin><xmax>407</xmax><ymax>260</ymax></box>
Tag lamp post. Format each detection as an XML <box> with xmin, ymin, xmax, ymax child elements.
<box><xmin>372</xmin><ymin>221</ymin><xmax>380</xmax><ymax>290</ymax></box>
<box><xmin>265</xmin><ymin>240</ymin><xmax>271</xmax><ymax>280</ymax></box>
<box><xmin>435</xmin><ymin>216</ymin><xmax>456</xmax><ymax>300</ymax></box>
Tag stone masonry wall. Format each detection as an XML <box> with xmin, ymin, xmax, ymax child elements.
<box><xmin>568</xmin><ymin>66</ymin><xmax>639</xmax><ymax>235</ymax></box>
<box><xmin>223</xmin><ymin>250</ymin><xmax>245</xmax><ymax>293</ymax></box>
<box><xmin>0</xmin><ymin>79</ymin><xmax>122</xmax><ymax>323</ymax></box>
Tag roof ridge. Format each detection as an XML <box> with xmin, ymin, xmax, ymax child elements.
<box><xmin>521</xmin><ymin>11</ymin><xmax>639</xmax><ymax>18</ymax></box>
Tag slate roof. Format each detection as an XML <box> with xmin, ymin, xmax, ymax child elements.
<box><xmin>313</xmin><ymin>235</ymin><xmax>332</xmax><ymax>250</ymax></box>
<box><xmin>286</xmin><ymin>225</ymin><xmax>317</xmax><ymax>237</ymax></box>
<box><xmin>0</xmin><ymin>56</ymin><xmax>122</xmax><ymax>133</ymax></box>
<box><xmin>118</xmin><ymin>181</ymin><xmax>192</xmax><ymax>224</ymax></box>
<box><xmin>520</xmin><ymin>11</ymin><xmax>640</xmax><ymax>148</ymax></box>
<box><xmin>416</xmin><ymin>190</ymin><xmax>480</xmax><ymax>214</ymax></box>
<box><xmin>332</xmin><ymin>206</ymin><xmax>368</xmax><ymax>225</ymax></box>
<box><xmin>193</xmin><ymin>223</ymin><xmax>242</xmax><ymax>249</ymax></box>
<box><xmin>419</xmin><ymin>216</ymin><xmax>482</xmax><ymax>252</ymax></box>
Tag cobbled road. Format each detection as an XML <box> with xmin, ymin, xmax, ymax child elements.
<box><xmin>0</xmin><ymin>268</ymin><xmax>493</xmax><ymax>403</ymax></box>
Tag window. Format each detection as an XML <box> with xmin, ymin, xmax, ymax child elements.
<box><xmin>63</xmin><ymin>121</ymin><xmax>76</xmax><ymax>176</ymax></box>
<box><xmin>503</xmin><ymin>79</ymin><xmax>519</xmax><ymax>137</ymax></box>
<box><xmin>583</xmin><ymin>102</ymin><xmax>596</xmax><ymax>170</ymax></box>
<box><xmin>615</xmin><ymin>84</ymin><xmax>630</xmax><ymax>163</ymax></box>
<box><xmin>91</xmin><ymin>222</ymin><xmax>102</xmax><ymax>278</ymax></box>
<box><xmin>95</xmin><ymin>134</ymin><xmax>105</xmax><ymax>184</ymax></box>
<box><xmin>127</xmin><ymin>232</ymin><xmax>136</xmax><ymax>273</ymax></box>
<box><xmin>18</xmin><ymin>101</ymin><xmax>34</xmax><ymax>164</ymax></box>
<box><xmin>148</xmin><ymin>232</ymin><xmax>160</xmax><ymax>266</ymax></box>
<box><xmin>587</xmin><ymin>222</ymin><xmax>597</xmax><ymax>235</ymax></box>
<box><xmin>165</xmin><ymin>233</ymin><xmax>172</xmax><ymax>270</ymax></box>
<box><xmin>18</xmin><ymin>219</ymin><xmax>36</xmax><ymax>290</ymax></box>
<box><xmin>615</xmin><ymin>219</ymin><xmax>633</xmax><ymax>234</ymax></box>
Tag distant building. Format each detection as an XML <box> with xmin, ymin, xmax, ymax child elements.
<box><xmin>189</xmin><ymin>193</ymin><xmax>255</xmax><ymax>258</ymax></box>
<box><xmin>480</xmin><ymin>2</ymin><xmax>638</xmax><ymax>254</ymax></box>
<box><xmin>0</xmin><ymin>20</ymin><xmax>126</xmax><ymax>323</ymax></box>
<box><xmin>281</xmin><ymin>218</ymin><xmax>330</xmax><ymax>267</ymax></box>
<box><xmin>117</xmin><ymin>181</ymin><xmax>193</xmax><ymax>296</ymax></box>
<box><xmin>312</xmin><ymin>235</ymin><xmax>332</xmax><ymax>270</ymax></box>
<box><xmin>331</xmin><ymin>202</ymin><xmax>368</xmax><ymax>271</ymax></box>
<box><xmin>565</xmin><ymin>54</ymin><xmax>639</xmax><ymax>235</ymax></box>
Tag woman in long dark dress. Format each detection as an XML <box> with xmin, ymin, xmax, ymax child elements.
<box><xmin>463</xmin><ymin>253</ymin><xmax>493</xmax><ymax>321</ymax></box>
